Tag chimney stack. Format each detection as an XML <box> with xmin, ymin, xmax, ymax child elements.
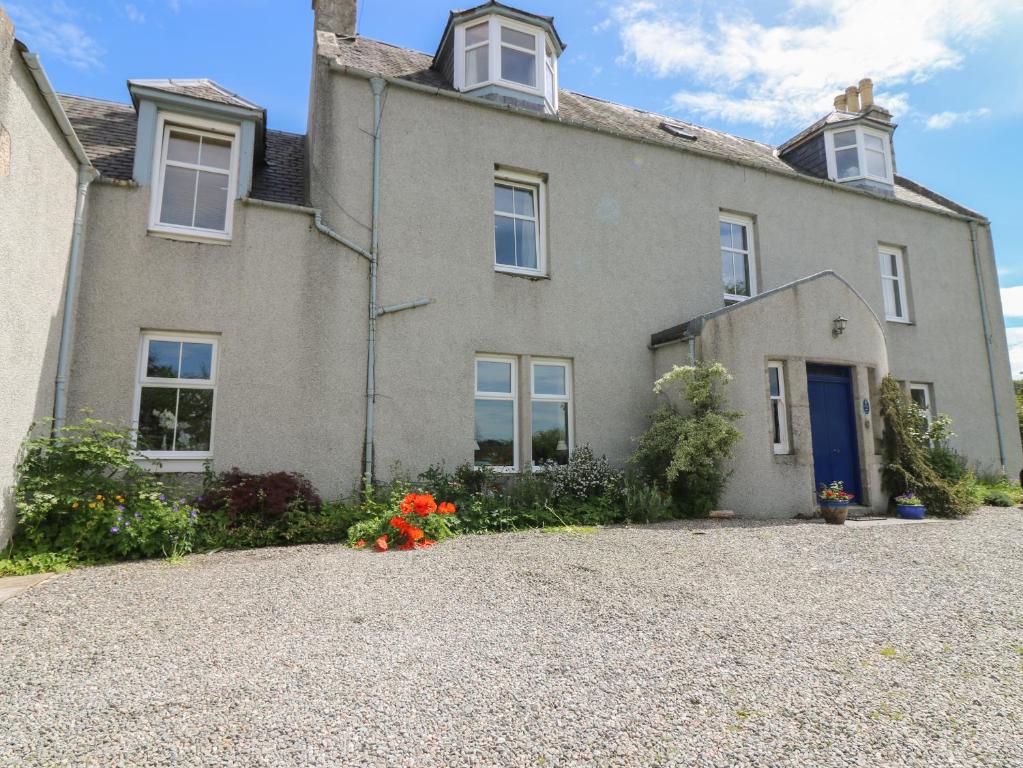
<box><xmin>834</xmin><ymin>94</ymin><xmax>847</xmax><ymax>111</ymax></box>
<box><xmin>844</xmin><ymin>85</ymin><xmax>860</xmax><ymax>113</ymax></box>
<box><xmin>312</xmin><ymin>0</ymin><xmax>357</xmax><ymax>38</ymax></box>
<box><xmin>858</xmin><ymin>78</ymin><xmax>874</xmax><ymax>109</ymax></box>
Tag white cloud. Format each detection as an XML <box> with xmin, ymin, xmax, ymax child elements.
<box><xmin>1005</xmin><ymin>327</ymin><xmax>1023</xmax><ymax>379</ymax></box>
<box><xmin>6</xmin><ymin>2</ymin><xmax>104</xmax><ymax>70</ymax></box>
<box><xmin>125</xmin><ymin>3</ymin><xmax>145</xmax><ymax>24</ymax></box>
<box><xmin>611</xmin><ymin>0</ymin><xmax>1020</xmax><ymax>129</ymax></box>
<box><xmin>1001</xmin><ymin>286</ymin><xmax>1023</xmax><ymax>318</ymax></box>
<box><xmin>924</xmin><ymin>107</ymin><xmax>991</xmax><ymax>130</ymax></box>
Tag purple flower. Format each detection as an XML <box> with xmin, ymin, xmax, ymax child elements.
<box><xmin>158</xmin><ymin>494</ymin><xmax>166</xmax><ymax>501</ymax></box>
<box><xmin>116</xmin><ymin>504</ymin><xmax>125</xmax><ymax>512</ymax></box>
<box><xmin>110</xmin><ymin>526</ymin><xmax>119</xmax><ymax>534</ymax></box>
<box><xmin>190</xmin><ymin>510</ymin><xmax>198</xmax><ymax>519</ymax></box>
<box><xmin>134</xmin><ymin>512</ymin><xmax>141</xmax><ymax>519</ymax></box>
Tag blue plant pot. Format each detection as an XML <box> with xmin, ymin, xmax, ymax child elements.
<box><xmin>897</xmin><ymin>504</ymin><xmax>925</xmax><ymax>520</ymax></box>
<box><xmin>818</xmin><ymin>500</ymin><xmax>850</xmax><ymax>510</ymax></box>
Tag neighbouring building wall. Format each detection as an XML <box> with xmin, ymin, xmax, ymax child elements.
<box><xmin>65</xmin><ymin>185</ymin><xmax>369</xmax><ymax>501</ymax></box>
<box><xmin>308</xmin><ymin>72</ymin><xmax>1020</xmax><ymax>510</ymax></box>
<box><xmin>0</xmin><ymin>15</ymin><xmax>79</xmax><ymax>546</ymax></box>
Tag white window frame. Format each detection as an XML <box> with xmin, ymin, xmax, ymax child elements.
<box><xmin>543</xmin><ymin>42</ymin><xmax>558</xmax><ymax>112</ymax></box>
<box><xmin>720</xmin><ymin>212</ymin><xmax>757</xmax><ymax>303</ymax></box>
<box><xmin>494</xmin><ymin>169</ymin><xmax>546</xmax><ymax>277</ymax></box>
<box><xmin>132</xmin><ymin>331</ymin><xmax>219</xmax><ymax>472</ymax></box>
<box><xmin>453</xmin><ymin>15</ymin><xmax>551</xmax><ymax>101</ymax></box>
<box><xmin>878</xmin><ymin>245</ymin><xmax>910</xmax><ymax>322</ymax></box>
<box><xmin>530</xmin><ymin>359</ymin><xmax>573</xmax><ymax>468</ymax></box>
<box><xmin>148</xmin><ymin>111</ymin><xmax>240</xmax><ymax>242</ymax></box>
<box><xmin>768</xmin><ymin>361</ymin><xmax>790</xmax><ymax>455</ymax></box>
<box><xmin>824</xmin><ymin>125</ymin><xmax>894</xmax><ymax>184</ymax></box>
<box><xmin>909</xmin><ymin>383</ymin><xmax>933</xmax><ymax>431</ymax></box>
<box><xmin>474</xmin><ymin>355</ymin><xmax>519</xmax><ymax>472</ymax></box>
<box><xmin>462</xmin><ymin>21</ymin><xmax>490</xmax><ymax>87</ymax></box>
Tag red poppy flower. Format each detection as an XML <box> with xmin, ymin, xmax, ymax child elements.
<box><xmin>416</xmin><ymin>539</ymin><xmax>436</xmax><ymax>549</ymax></box>
<box><xmin>389</xmin><ymin>515</ymin><xmax>409</xmax><ymax>531</ymax></box>
<box><xmin>412</xmin><ymin>494</ymin><xmax>437</xmax><ymax>516</ymax></box>
<box><xmin>354</xmin><ymin>539</ymin><xmax>366</xmax><ymax>549</ymax></box>
<box><xmin>405</xmin><ymin>526</ymin><xmax>425</xmax><ymax>542</ymax></box>
<box><xmin>399</xmin><ymin>494</ymin><xmax>415</xmax><ymax>515</ymax></box>
<box><xmin>438</xmin><ymin>501</ymin><xmax>456</xmax><ymax>515</ymax></box>
<box><xmin>374</xmin><ymin>535</ymin><xmax>388</xmax><ymax>552</ymax></box>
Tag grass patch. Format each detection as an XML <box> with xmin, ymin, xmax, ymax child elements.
<box><xmin>0</xmin><ymin>552</ymin><xmax>76</xmax><ymax>577</ymax></box>
<box><xmin>539</xmin><ymin>525</ymin><xmax>599</xmax><ymax>535</ymax></box>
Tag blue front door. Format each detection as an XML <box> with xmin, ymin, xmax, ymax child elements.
<box><xmin>807</xmin><ymin>365</ymin><xmax>861</xmax><ymax>502</ymax></box>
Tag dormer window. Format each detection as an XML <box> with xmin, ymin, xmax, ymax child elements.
<box><xmin>149</xmin><ymin>112</ymin><xmax>239</xmax><ymax>241</ymax></box>
<box><xmin>452</xmin><ymin>14</ymin><xmax>560</xmax><ymax>113</ymax></box>
<box><xmin>825</xmin><ymin>126</ymin><xmax>893</xmax><ymax>184</ymax></box>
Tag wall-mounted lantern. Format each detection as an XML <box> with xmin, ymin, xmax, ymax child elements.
<box><xmin>832</xmin><ymin>316</ymin><xmax>848</xmax><ymax>337</ymax></box>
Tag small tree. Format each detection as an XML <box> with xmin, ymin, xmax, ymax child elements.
<box><xmin>879</xmin><ymin>375</ymin><xmax>974</xmax><ymax>517</ymax></box>
<box><xmin>631</xmin><ymin>362</ymin><xmax>742</xmax><ymax>517</ymax></box>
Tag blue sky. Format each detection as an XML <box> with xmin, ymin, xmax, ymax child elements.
<box><xmin>9</xmin><ymin>0</ymin><xmax>1023</xmax><ymax>370</ymax></box>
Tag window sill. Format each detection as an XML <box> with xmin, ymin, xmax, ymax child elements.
<box><xmin>885</xmin><ymin>317</ymin><xmax>914</xmax><ymax>326</ymax></box>
<box><xmin>136</xmin><ymin>456</ymin><xmax>210</xmax><ymax>473</ymax></box>
<box><xmin>496</xmin><ymin>267</ymin><xmax>549</xmax><ymax>281</ymax></box>
<box><xmin>148</xmin><ymin>225</ymin><xmax>232</xmax><ymax>246</ymax></box>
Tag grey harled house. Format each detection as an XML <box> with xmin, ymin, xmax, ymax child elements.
<box><xmin>1</xmin><ymin>0</ymin><xmax>1020</xmax><ymax>540</ymax></box>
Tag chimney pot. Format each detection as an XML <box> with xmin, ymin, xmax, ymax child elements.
<box><xmin>858</xmin><ymin>78</ymin><xmax>874</xmax><ymax>109</ymax></box>
<box><xmin>845</xmin><ymin>85</ymin><xmax>860</xmax><ymax>113</ymax></box>
<box><xmin>312</xmin><ymin>0</ymin><xmax>356</xmax><ymax>38</ymax></box>
<box><xmin>834</xmin><ymin>94</ymin><xmax>847</xmax><ymax>111</ymax></box>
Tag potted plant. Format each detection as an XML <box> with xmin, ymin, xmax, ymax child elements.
<box><xmin>818</xmin><ymin>481</ymin><xmax>854</xmax><ymax>525</ymax></box>
<box><xmin>894</xmin><ymin>492</ymin><xmax>926</xmax><ymax>519</ymax></box>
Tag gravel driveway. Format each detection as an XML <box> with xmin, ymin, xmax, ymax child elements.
<box><xmin>2</xmin><ymin>509</ymin><xmax>1021</xmax><ymax>767</ymax></box>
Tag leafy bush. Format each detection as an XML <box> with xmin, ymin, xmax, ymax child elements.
<box><xmin>14</xmin><ymin>419</ymin><xmax>199</xmax><ymax>561</ymax></box>
<box><xmin>346</xmin><ymin>486</ymin><xmax>457</xmax><ymax>550</ymax></box>
<box><xmin>536</xmin><ymin>446</ymin><xmax>623</xmax><ymax>501</ymax></box>
<box><xmin>879</xmin><ymin>376</ymin><xmax>975</xmax><ymax>518</ymax></box>
<box><xmin>0</xmin><ymin>552</ymin><xmax>75</xmax><ymax>576</ymax></box>
<box><xmin>982</xmin><ymin>488</ymin><xmax>1016</xmax><ymax>507</ymax></box>
<box><xmin>631</xmin><ymin>362</ymin><xmax>742</xmax><ymax>517</ymax></box>
<box><xmin>196</xmin><ymin>468</ymin><xmax>321</xmax><ymax>526</ymax></box>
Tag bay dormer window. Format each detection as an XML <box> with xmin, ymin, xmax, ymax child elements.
<box><xmin>824</xmin><ymin>126</ymin><xmax>893</xmax><ymax>185</ymax></box>
<box><xmin>449</xmin><ymin>12</ymin><xmax>562</xmax><ymax>113</ymax></box>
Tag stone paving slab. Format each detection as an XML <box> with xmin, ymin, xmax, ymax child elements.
<box><xmin>0</xmin><ymin>573</ymin><xmax>57</xmax><ymax>604</ymax></box>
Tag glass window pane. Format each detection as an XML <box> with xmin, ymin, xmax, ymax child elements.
<box><xmin>864</xmin><ymin>134</ymin><xmax>884</xmax><ymax>151</ymax></box>
<box><xmin>477</xmin><ymin>360</ymin><xmax>512</xmax><ymax>393</ymax></box>
<box><xmin>734</xmin><ymin>223</ymin><xmax>748</xmax><ymax>251</ymax></box>
<box><xmin>494</xmin><ymin>184</ymin><xmax>515</xmax><ymax>214</ymax></box>
<box><xmin>513</xmin><ymin>187</ymin><xmax>535</xmax><ymax>217</ymax></box>
<box><xmin>865</xmin><ymin>149</ymin><xmax>886</xmax><ymax>178</ymax></box>
<box><xmin>833</xmin><ymin>130</ymin><xmax>856</xmax><ymax>148</ymax></box>
<box><xmin>732</xmin><ymin>254</ymin><xmax>750</xmax><ymax>296</ymax></box>
<box><xmin>501</xmin><ymin>47</ymin><xmax>536</xmax><ymax>86</ymax></box>
<box><xmin>474</xmin><ymin>399</ymin><xmax>514</xmax><ymax>466</ymax></box>
<box><xmin>769</xmin><ymin>367</ymin><xmax>780</xmax><ymax>397</ymax></box>
<box><xmin>160</xmin><ymin>165</ymin><xmax>197</xmax><ymax>226</ymax></box>
<box><xmin>501</xmin><ymin>26</ymin><xmax>535</xmax><ymax>49</ymax></box>
<box><xmin>180</xmin><ymin>343</ymin><xmax>213</xmax><ymax>380</ymax></box>
<box><xmin>495</xmin><ymin>215</ymin><xmax>516</xmax><ymax>266</ymax></box>
<box><xmin>514</xmin><ymin>219</ymin><xmax>537</xmax><ymax>269</ymax></box>
<box><xmin>835</xmin><ymin>147</ymin><xmax>859</xmax><ymax>178</ymax></box>
<box><xmin>719</xmin><ymin>220</ymin><xmax>731</xmax><ymax>249</ymax></box>
<box><xmin>137</xmin><ymin>387</ymin><xmax>177</xmax><ymax>451</ymax></box>
<box><xmin>465</xmin><ymin>22</ymin><xmax>488</xmax><ymax>46</ymax></box>
<box><xmin>194</xmin><ymin>170</ymin><xmax>229</xmax><ymax>230</ymax></box>
<box><xmin>466</xmin><ymin>45</ymin><xmax>488</xmax><ymax>85</ymax></box>
<box><xmin>883</xmin><ymin>277</ymin><xmax>902</xmax><ymax>318</ymax></box>
<box><xmin>722</xmin><ymin>250</ymin><xmax>735</xmax><ymax>294</ymax></box>
<box><xmin>889</xmin><ymin>252</ymin><xmax>900</xmax><ymax>278</ymax></box>
<box><xmin>532</xmin><ymin>401</ymin><xmax>569</xmax><ymax>465</ymax></box>
<box><xmin>534</xmin><ymin>364</ymin><xmax>566</xmax><ymax>396</ymax></box>
<box><xmin>166</xmin><ymin>130</ymin><xmax>200</xmax><ymax>164</ymax></box>
<box><xmin>910</xmin><ymin>388</ymin><xmax>928</xmax><ymax>410</ymax></box>
<box><xmin>200</xmin><ymin>136</ymin><xmax>231</xmax><ymax>170</ymax></box>
<box><xmin>175</xmin><ymin>389</ymin><xmax>213</xmax><ymax>451</ymax></box>
<box><xmin>772</xmin><ymin>401</ymin><xmax>782</xmax><ymax>445</ymax></box>
<box><xmin>147</xmin><ymin>340</ymin><xmax>180</xmax><ymax>378</ymax></box>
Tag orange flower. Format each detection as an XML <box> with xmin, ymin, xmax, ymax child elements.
<box><xmin>374</xmin><ymin>535</ymin><xmax>389</xmax><ymax>552</ymax></box>
<box><xmin>416</xmin><ymin>539</ymin><xmax>436</xmax><ymax>549</ymax></box>
<box><xmin>354</xmin><ymin>539</ymin><xmax>366</xmax><ymax>549</ymax></box>
<box><xmin>405</xmin><ymin>526</ymin><xmax>425</xmax><ymax>542</ymax></box>
<box><xmin>399</xmin><ymin>494</ymin><xmax>415</xmax><ymax>515</ymax></box>
<box><xmin>412</xmin><ymin>494</ymin><xmax>437</xmax><ymax>516</ymax></box>
<box><xmin>389</xmin><ymin>515</ymin><xmax>409</xmax><ymax>531</ymax></box>
<box><xmin>438</xmin><ymin>501</ymin><xmax>456</xmax><ymax>515</ymax></box>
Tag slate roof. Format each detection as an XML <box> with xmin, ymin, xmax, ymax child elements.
<box><xmin>320</xmin><ymin>34</ymin><xmax>975</xmax><ymax>219</ymax></box>
<box><xmin>127</xmin><ymin>79</ymin><xmax>263</xmax><ymax>111</ymax></box>
<box><xmin>58</xmin><ymin>94</ymin><xmax>307</xmax><ymax>207</ymax></box>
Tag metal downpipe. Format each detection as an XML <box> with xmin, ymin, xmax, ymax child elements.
<box><xmin>969</xmin><ymin>220</ymin><xmax>1006</xmax><ymax>471</ymax></box>
<box><xmin>53</xmin><ymin>164</ymin><xmax>98</xmax><ymax>432</ymax></box>
<box><xmin>363</xmin><ymin>77</ymin><xmax>385</xmax><ymax>485</ymax></box>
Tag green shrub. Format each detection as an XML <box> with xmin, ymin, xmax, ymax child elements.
<box><xmin>630</xmin><ymin>362</ymin><xmax>742</xmax><ymax>517</ymax></box>
<box><xmin>346</xmin><ymin>485</ymin><xmax>457</xmax><ymax>550</ymax></box>
<box><xmin>879</xmin><ymin>377</ymin><xmax>975</xmax><ymax>518</ymax></box>
<box><xmin>0</xmin><ymin>552</ymin><xmax>75</xmax><ymax>576</ymax></box>
<box><xmin>982</xmin><ymin>488</ymin><xmax>1016</xmax><ymax>507</ymax></box>
<box><xmin>535</xmin><ymin>446</ymin><xmax>624</xmax><ymax>501</ymax></box>
<box><xmin>14</xmin><ymin>419</ymin><xmax>198</xmax><ymax>561</ymax></box>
